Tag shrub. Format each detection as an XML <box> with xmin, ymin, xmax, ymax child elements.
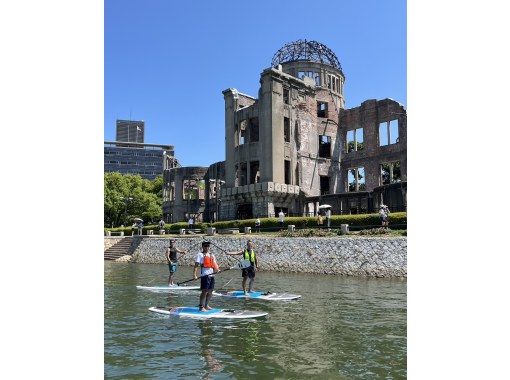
<box><xmin>104</xmin><ymin>212</ymin><xmax>407</xmax><ymax>234</ymax></box>
<box><xmin>105</xmin><ymin>222</ymin><xmax>206</xmax><ymax>235</ymax></box>
<box><xmin>210</xmin><ymin>212</ymin><xmax>406</xmax><ymax>230</ymax></box>
<box><xmin>279</xmin><ymin>228</ymin><xmax>337</xmax><ymax>237</ymax></box>
<box><xmin>358</xmin><ymin>227</ymin><xmax>392</xmax><ymax>235</ymax></box>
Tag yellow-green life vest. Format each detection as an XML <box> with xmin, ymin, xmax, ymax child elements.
<box><xmin>243</xmin><ymin>249</ymin><xmax>256</xmax><ymax>264</ymax></box>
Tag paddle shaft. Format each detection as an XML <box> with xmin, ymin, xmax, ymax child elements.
<box><xmin>177</xmin><ymin>266</ymin><xmax>237</xmax><ymax>286</ymax></box>
<box><xmin>207</xmin><ymin>240</ymin><xmax>230</xmax><ymax>254</ymax></box>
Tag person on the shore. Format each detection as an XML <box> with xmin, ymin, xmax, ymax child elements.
<box><xmin>379</xmin><ymin>205</ymin><xmax>390</xmax><ymax>227</ymax></box>
<box><xmin>165</xmin><ymin>239</ymin><xmax>187</xmax><ymax>286</ymax></box>
<box><xmin>255</xmin><ymin>217</ymin><xmax>261</xmax><ymax>233</ymax></box>
<box><xmin>188</xmin><ymin>216</ymin><xmax>194</xmax><ymax>229</ymax></box>
<box><xmin>227</xmin><ymin>240</ymin><xmax>258</xmax><ymax>295</ymax></box>
<box><xmin>194</xmin><ymin>241</ymin><xmax>220</xmax><ymax>312</ymax></box>
<box><xmin>317</xmin><ymin>213</ymin><xmax>324</xmax><ymax>228</ymax></box>
<box><xmin>325</xmin><ymin>208</ymin><xmax>331</xmax><ymax>229</ymax></box>
<box><xmin>137</xmin><ymin>221</ymin><xmax>143</xmax><ymax>235</ymax></box>
<box><xmin>278</xmin><ymin>210</ymin><xmax>285</xmax><ymax>230</ymax></box>
<box><xmin>158</xmin><ymin>219</ymin><xmax>165</xmax><ymax>232</ymax></box>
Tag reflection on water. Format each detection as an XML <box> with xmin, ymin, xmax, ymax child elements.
<box><xmin>105</xmin><ymin>262</ymin><xmax>406</xmax><ymax>379</ymax></box>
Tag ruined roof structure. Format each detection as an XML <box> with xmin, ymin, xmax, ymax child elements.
<box><xmin>271</xmin><ymin>39</ymin><xmax>344</xmax><ymax>77</ymax></box>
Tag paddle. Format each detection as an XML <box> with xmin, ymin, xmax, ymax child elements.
<box><xmin>176</xmin><ymin>259</ymin><xmax>251</xmax><ymax>286</ymax></box>
<box><xmin>207</xmin><ymin>240</ymin><xmax>230</xmax><ymax>254</ymax></box>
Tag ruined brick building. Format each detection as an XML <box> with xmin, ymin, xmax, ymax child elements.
<box><xmin>163</xmin><ymin>40</ymin><xmax>406</xmax><ymax>222</ymax></box>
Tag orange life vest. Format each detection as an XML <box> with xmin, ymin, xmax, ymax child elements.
<box><xmin>202</xmin><ymin>254</ymin><xmax>219</xmax><ymax>271</ymax></box>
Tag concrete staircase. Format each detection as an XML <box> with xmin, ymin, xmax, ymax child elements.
<box><xmin>104</xmin><ymin>237</ymin><xmax>134</xmax><ymax>260</ymax></box>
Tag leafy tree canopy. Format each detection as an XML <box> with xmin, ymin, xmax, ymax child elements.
<box><xmin>104</xmin><ymin>172</ymin><xmax>163</xmax><ymax>227</ymax></box>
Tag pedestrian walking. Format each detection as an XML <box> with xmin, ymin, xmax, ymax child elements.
<box><xmin>317</xmin><ymin>213</ymin><xmax>324</xmax><ymax>228</ymax></box>
<box><xmin>158</xmin><ymin>218</ymin><xmax>165</xmax><ymax>231</ymax></box>
<box><xmin>379</xmin><ymin>205</ymin><xmax>390</xmax><ymax>227</ymax></box>
<box><xmin>278</xmin><ymin>210</ymin><xmax>285</xmax><ymax>230</ymax></box>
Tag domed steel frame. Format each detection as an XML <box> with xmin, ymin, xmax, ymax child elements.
<box><xmin>271</xmin><ymin>39</ymin><xmax>343</xmax><ymax>75</ymax></box>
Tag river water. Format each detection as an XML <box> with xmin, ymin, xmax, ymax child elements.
<box><xmin>105</xmin><ymin>262</ymin><xmax>406</xmax><ymax>379</ymax></box>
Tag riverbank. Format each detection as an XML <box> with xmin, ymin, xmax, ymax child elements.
<box><xmin>105</xmin><ymin>235</ymin><xmax>407</xmax><ymax>277</ymax></box>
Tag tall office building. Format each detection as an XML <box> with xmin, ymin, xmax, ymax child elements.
<box><xmin>104</xmin><ymin>141</ymin><xmax>179</xmax><ymax>180</ymax></box>
<box><xmin>116</xmin><ymin>119</ymin><xmax>145</xmax><ymax>143</ymax></box>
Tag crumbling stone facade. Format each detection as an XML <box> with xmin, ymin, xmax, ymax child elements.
<box><xmin>162</xmin><ymin>166</ymin><xmax>208</xmax><ymax>223</ymax></box>
<box><xmin>204</xmin><ymin>161</ymin><xmax>226</xmax><ymax>223</ymax></box>
<box><xmin>162</xmin><ymin>40</ymin><xmax>406</xmax><ymax>221</ymax></box>
<box><xmin>163</xmin><ymin>162</ymin><xmax>227</xmax><ymax>223</ymax></box>
<box><xmin>220</xmin><ymin>40</ymin><xmax>406</xmax><ymax>219</ymax></box>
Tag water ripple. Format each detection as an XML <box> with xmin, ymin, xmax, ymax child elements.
<box><xmin>105</xmin><ymin>262</ymin><xmax>406</xmax><ymax>379</ymax></box>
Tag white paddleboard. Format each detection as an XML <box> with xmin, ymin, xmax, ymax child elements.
<box><xmin>213</xmin><ymin>290</ymin><xmax>301</xmax><ymax>301</ymax></box>
<box><xmin>136</xmin><ymin>285</ymin><xmax>200</xmax><ymax>291</ymax></box>
<box><xmin>149</xmin><ymin>306</ymin><xmax>268</xmax><ymax>319</ymax></box>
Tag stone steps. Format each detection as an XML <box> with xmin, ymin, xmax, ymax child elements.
<box><xmin>104</xmin><ymin>237</ymin><xmax>133</xmax><ymax>261</ymax></box>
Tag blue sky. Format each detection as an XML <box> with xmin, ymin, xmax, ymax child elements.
<box><xmin>105</xmin><ymin>0</ymin><xmax>406</xmax><ymax>167</ymax></box>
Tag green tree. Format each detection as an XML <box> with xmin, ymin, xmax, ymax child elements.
<box><xmin>104</xmin><ymin>172</ymin><xmax>163</xmax><ymax>227</ymax></box>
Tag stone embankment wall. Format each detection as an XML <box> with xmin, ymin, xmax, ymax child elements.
<box><xmin>104</xmin><ymin>237</ymin><xmax>124</xmax><ymax>251</ymax></box>
<box><xmin>124</xmin><ymin>236</ymin><xmax>406</xmax><ymax>277</ymax></box>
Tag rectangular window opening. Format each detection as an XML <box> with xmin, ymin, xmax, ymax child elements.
<box><xmin>358</xmin><ymin>167</ymin><xmax>366</xmax><ymax>191</ymax></box>
<box><xmin>347</xmin><ymin>167</ymin><xmax>366</xmax><ymax>192</ymax></box>
<box><xmin>284</xmin><ymin>117</ymin><xmax>290</xmax><ymax>142</ymax></box>
<box><xmin>240</xmin><ymin>162</ymin><xmax>247</xmax><ymax>186</ymax></box>
<box><xmin>317</xmin><ymin>101</ymin><xmax>328</xmax><ymax>118</ymax></box>
<box><xmin>249</xmin><ymin>118</ymin><xmax>259</xmax><ymax>142</ymax></box>
<box><xmin>284</xmin><ymin>160</ymin><xmax>291</xmax><ymax>185</ymax></box>
<box><xmin>379</xmin><ymin>119</ymin><xmax>399</xmax><ymax>146</ymax></box>
<box><xmin>319</xmin><ymin>135</ymin><xmax>331</xmax><ymax>158</ymax></box>
<box><xmin>183</xmin><ymin>179</ymin><xmax>199</xmax><ymax>200</ymax></box>
<box><xmin>283</xmin><ymin>88</ymin><xmax>289</xmax><ymax>105</ymax></box>
<box><xmin>380</xmin><ymin>161</ymin><xmax>401</xmax><ymax>185</ymax></box>
<box><xmin>239</xmin><ymin>126</ymin><xmax>246</xmax><ymax>145</ymax></box>
<box><xmin>314</xmin><ymin>73</ymin><xmax>321</xmax><ymax>86</ymax></box>
<box><xmin>355</xmin><ymin>128</ymin><xmax>364</xmax><ymax>151</ymax></box>
<box><xmin>250</xmin><ymin>161</ymin><xmax>260</xmax><ymax>184</ymax></box>
<box><xmin>346</xmin><ymin>130</ymin><xmax>355</xmax><ymax>153</ymax></box>
<box><xmin>389</xmin><ymin>120</ymin><xmax>399</xmax><ymax>144</ymax></box>
<box><xmin>320</xmin><ymin>175</ymin><xmax>330</xmax><ymax>195</ymax></box>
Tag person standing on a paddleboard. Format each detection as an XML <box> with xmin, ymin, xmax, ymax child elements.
<box><xmin>227</xmin><ymin>240</ymin><xmax>258</xmax><ymax>295</ymax></box>
<box><xmin>194</xmin><ymin>241</ymin><xmax>220</xmax><ymax>312</ymax></box>
<box><xmin>165</xmin><ymin>239</ymin><xmax>188</xmax><ymax>286</ymax></box>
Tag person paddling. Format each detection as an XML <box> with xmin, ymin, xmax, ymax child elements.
<box><xmin>227</xmin><ymin>240</ymin><xmax>258</xmax><ymax>295</ymax></box>
<box><xmin>165</xmin><ymin>239</ymin><xmax>187</xmax><ymax>286</ymax></box>
<box><xmin>194</xmin><ymin>241</ymin><xmax>220</xmax><ymax>312</ymax></box>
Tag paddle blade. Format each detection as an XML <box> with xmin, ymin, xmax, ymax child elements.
<box><xmin>236</xmin><ymin>259</ymin><xmax>252</xmax><ymax>269</ymax></box>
